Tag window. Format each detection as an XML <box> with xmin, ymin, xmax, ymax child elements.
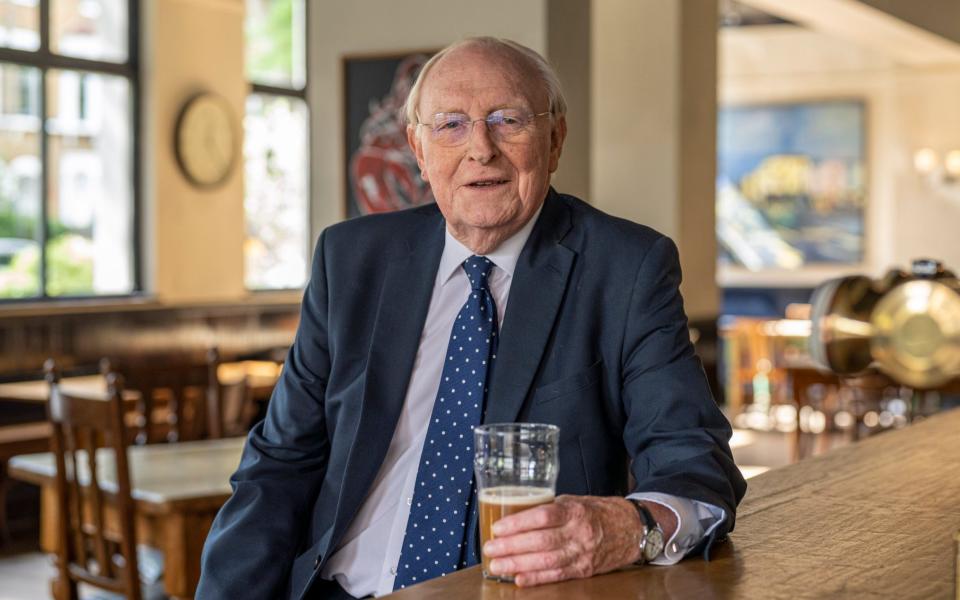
<box><xmin>0</xmin><ymin>0</ymin><xmax>137</xmax><ymax>300</ymax></box>
<box><xmin>243</xmin><ymin>0</ymin><xmax>309</xmax><ymax>291</ymax></box>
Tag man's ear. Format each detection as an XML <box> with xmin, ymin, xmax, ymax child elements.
<box><xmin>548</xmin><ymin>115</ymin><xmax>567</xmax><ymax>174</ymax></box>
<box><xmin>406</xmin><ymin>124</ymin><xmax>428</xmax><ymax>181</ymax></box>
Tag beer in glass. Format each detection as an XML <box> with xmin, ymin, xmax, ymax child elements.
<box><xmin>474</xmin><ymin>423</ymin><xmax>559</xmax><ymax>582</ymax></box>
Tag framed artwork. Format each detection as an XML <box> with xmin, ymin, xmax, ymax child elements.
<box><xmin>343</xmin><ymin>50</ymin><xmax>436</xmax><ymax>218</ymax></box>
<box><xmin>717</xmin><ymin>99</ymin><xmax>867</xmax><ymax>285</ymax></box>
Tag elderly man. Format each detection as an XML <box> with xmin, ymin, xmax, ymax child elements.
<box><xmin>198</xmin><ymin>37</ymin><xmax>746</xmax><ymax>600</ymax></box>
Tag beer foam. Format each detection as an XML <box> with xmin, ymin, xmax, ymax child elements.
<box><xmin>479</xmin><ymin>486</ymin><xmax>555</xmax><ymax>505</ymax></box>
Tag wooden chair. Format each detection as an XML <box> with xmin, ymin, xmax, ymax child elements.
<box><xmin>101</xmin><ymin>349</ymin><xmax>221</xmax><ymax>444</ymax></box>
<box><xmin>209</xmin><ymin>372</ymin><xmax>257</xmax><ymax>439</ymax></box>
<box><xmin>45</xmin><ymin>359</ymin><xmax>142</xmax><ymax>600</ymax></box>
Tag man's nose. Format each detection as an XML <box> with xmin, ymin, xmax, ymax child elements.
<box><xmin>467</xmin><ymin>119</ymin><xmax>498</xmax><ymax>164</ymax></box>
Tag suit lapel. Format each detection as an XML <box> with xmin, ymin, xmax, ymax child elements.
<box><xmin>326</xmin><ymin>208</ymin><xmax>445</xmax><ymax>559</ymax></box>
<box><xmin>484</xmin><ymin>191</ymin><xmax>575</xmax><ymax>424</ymax></box>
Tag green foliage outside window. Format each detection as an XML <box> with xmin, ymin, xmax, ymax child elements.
<box><xmin>0</xmin><ymin>206</ymin><xmax>37</xmax><ymax>240</ymax></box>
<box><xmin>45</xmin><ymin>234</ymin><xmax>94</xmax><ymax>295</ymax></box>
<box><xmin>0</xmin><ymin>234</ymin><xmax>94</xmax><ymax>298</ymax></box>
<box><xmin>246</xmin><ymin>0</ymin><xmax>301</xmax><ymax>86</ymax></box>
<box><xmin>0</xmin><ymin>246</ymin><xmax>38</xmax><ymax>298</ymax></box>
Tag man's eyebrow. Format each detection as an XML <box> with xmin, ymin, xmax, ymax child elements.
<box><xmin>426</xmin><ymin>102</ymin><xmax>535</xmax><ymax>116</ymax></box>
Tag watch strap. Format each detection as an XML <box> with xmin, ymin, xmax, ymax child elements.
<box><xmin>631</xmin><ymin>500</ymin><xmax>657</xmax><ymax>530</ymax></box>
<box><xmin>629</xmin><ymin>499</ymin><xmax>661</xmax><ymax>565</ymax></box>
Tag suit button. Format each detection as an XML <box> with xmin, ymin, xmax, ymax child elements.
<box><xmin>314</xmin><ymin>556</ymin><xmax>321</xmax><ymax>569</ymax></box>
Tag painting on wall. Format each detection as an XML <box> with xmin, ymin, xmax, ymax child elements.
<box><xmin>343</xmin><ymin>51</ymin><xmax>436</xmax><ymax>218</ymax></box>
<box><xmin>716</xmin><ymin>100</ymin><xmax>867</xmax><ymax>275</ymax></box>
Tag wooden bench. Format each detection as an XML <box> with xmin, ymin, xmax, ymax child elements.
<box><xmin>0</xmin><ymin>421</ymin><xmax>51</xmax><ymax>544</ymax></box>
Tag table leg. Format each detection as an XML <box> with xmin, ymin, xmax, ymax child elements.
<box><xmin>39</xmin><ymin>485</ymin><xmax>59</xmax><ymax>553</ymax></box>
<box><xmin>162</xmin><ymin>510</ymin><xmax>217</xmax><ymax>600</ymax></box>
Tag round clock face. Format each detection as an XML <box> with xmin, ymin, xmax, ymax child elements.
<box><xmin>175</xmin><ymin>93</ymin><xmax>237</xmax><ymax>187</ymax></box>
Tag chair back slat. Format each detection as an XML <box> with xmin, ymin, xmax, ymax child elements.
<box><xmin>68</xmin><ymin>429</ymin><xmax>92</xmax><ymax>571</ymax></box>
<box><xmin>102</xmin><ymin>349</ymin><xmax>221</xmax><ymax>444</ymax></box>
<box><xmin>45</xmin><ymin>360</ymin><xmax>142</xmax><ymax>600</ymax></box>
<box><xmin>81</xmin><ymin>427</ymin><xmax>111</xmax><ymax>578</ymax></box>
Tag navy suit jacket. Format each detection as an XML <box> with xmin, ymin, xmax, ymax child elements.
<box><xmin>197</xmin><ymin>189</ymin><xmax>746</xmax><ymax>599</ymax></box>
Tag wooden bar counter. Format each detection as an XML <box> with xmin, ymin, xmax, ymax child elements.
<box><xmin>387</xmin><ymin>408</ymin><xmax>960</xmax><ymax>599</ymax></box>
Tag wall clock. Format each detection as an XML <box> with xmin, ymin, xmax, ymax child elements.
<box><xmin>175</xmin><ymin>92</ymin><xmax>238</xmax><ymax>188</ymax></box>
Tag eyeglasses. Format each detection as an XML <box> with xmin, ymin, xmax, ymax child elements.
<box><xmin>417</xmin><ymin>109</ymin><xmax>551</xmax><ymax>146</ymax></box>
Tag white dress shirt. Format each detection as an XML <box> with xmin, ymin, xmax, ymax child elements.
<box><xmin>321</xmin><ymin>207</ymin><xmax>724</xmax><ymax>596</ymax></box>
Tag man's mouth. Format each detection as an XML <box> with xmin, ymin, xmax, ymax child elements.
<box><xmin>467</xmin><ymin>179</ymin><xmax>509</xmax><ymax>188</ymax></box>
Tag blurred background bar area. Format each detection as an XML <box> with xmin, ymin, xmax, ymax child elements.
<box><xmin>0</xmin><ymin>0</ymin><xmax>959</xmax><ymax>598</ymax></box>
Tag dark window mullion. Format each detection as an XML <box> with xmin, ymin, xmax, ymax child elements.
<box><xmin>39</xmin><ymin>0</ymin><xmax>50</xmax><ymax>55</ymax></box>
<box><xmin>39</xmin><ymin>66</ymin><xmax>48</xmax><ymax>298</ymax></box>
<box><xmin>0</xmin><ymin>48</ymin><xmax>135</xmax><ymax>79</ymax></box>
<box><xmin>130</xmin><ymin>0</ymin><xmax>142</xmax><ymax>293</ymax></box>
<box><xmin>39</xmin><ymin>0</ymin><xmax>49</xmax><ymax>297</ymax></box>
<box><xmin>251</xmin><ymin>82</ymin><xmax>305</xmax><ymax>99</ymax></box>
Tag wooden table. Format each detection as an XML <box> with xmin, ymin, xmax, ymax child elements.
<box><xmin>386</xmin><ymin>408</ymin><xmax>960</xmax><ymax>599</ymax></box>
<box><xmin>9</xmin><ymin>437</ymin><xmax>244</xmax><ymax>600</ymax></box>
<box><xmin>216</xmin><ymin>360</ymin><xmax>282</xmax><ymax>400</ymax></box>
<box><xmin>0</xmin><ymin>361</ymin><xmax>281</xmax><ymax>404</ymax></box>
<box><xmin>0</xmin><ymin>375</ymin><xmax>135</xmax><ymax>404</ymax></box>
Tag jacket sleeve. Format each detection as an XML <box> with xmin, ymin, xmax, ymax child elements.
<box><xmin>197</xmin><ymin>232</ymin><xmax>333</xmax><ymax>598</ymax></box>
<box><xmin>620</xmin><ymin>235</ymin><xmax>747</xmax><ymax>551</ymax></box>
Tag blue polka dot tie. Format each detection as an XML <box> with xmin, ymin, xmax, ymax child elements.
<box><xmin>393</xmin><ymin>256</ymin><xmax>498</xmax><ymax>589</ymax></box>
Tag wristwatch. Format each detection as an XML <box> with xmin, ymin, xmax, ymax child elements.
<box><xmin>629</xmin><ymin>500</ymin><xmax>665</xmax><ymax>565</ymax></box>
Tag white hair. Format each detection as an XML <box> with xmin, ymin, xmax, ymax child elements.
<box><xmin>403</xmin><ymin>36</ymin><xmax>567</xmax><ymax>127</ymax></box>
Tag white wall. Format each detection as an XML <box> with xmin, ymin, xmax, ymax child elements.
<box><xmin>889</xmin><ymin>68</ymin><xmax>960</xmax><ymax>270</ymax></box>
<box><xmin>719</xmin><ymin>25</ymin><xmax>960</xmax><ymax>284</ymax></box>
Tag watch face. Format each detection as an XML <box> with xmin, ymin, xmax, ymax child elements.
<box><xmin>644</xmin><ymin>528</ymin><xmax>665</xmax><ymax>561</ymax></box>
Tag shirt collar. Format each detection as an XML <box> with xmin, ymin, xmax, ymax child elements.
<box><xmin>437</xmin><ymin>203</ymin><xmax>544</xmax><ymax>287</ymax></box>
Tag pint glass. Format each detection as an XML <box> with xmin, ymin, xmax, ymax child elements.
<box><xmin>473</xmin><ymin>423</ymin><xmax>560</xmax><ymax>582</ymax></box>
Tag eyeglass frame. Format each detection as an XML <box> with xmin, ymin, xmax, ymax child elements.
<box><xmin>414</xmin><ymin>109</ymin><xmax>553</xmax><ymax>146</ymax></box>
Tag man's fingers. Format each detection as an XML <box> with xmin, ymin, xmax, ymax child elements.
<box><xmin>491</xmin><ymin>503</ymin><xmax>567</xmax><ymax>536</ymax></box>
<box><xmin>514</xmin><ymin>568</ymin><xmax>568</xmax><ymax>588</ymax></box>
<box><xmin>488</xmin><ymin>548</ymin><xmax>572</xmax><ymax>576</ymax></box>
<box><xmin>483</xmin><ymin>528</ymin><xmax>564</xmax><ymax>558</ymax></box>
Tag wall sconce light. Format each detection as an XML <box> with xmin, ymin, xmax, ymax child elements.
<box><xmin>913</xmin><ymin>147</ymin><xmax>960</xmax><ymax>184</ymax></box>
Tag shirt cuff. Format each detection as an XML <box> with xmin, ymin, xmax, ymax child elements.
<box><xmin>626</xmin><ymin>492</ymin><xmax>726</xmax><ymax>565</ymax></box>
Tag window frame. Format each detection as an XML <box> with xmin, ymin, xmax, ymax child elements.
<box><xmin>0</xmin><ymin>0</ymin><xmax>141</xmax><ymax>302</ymax></box>
<box><xmin>244</xmin><ymin>0</ymin><xmax>312</xmax><ymax>293</ymax></box>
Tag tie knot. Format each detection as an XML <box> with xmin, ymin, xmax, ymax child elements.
<box><xmin>462</xmin><ymin>255</ymin><xmax>494</xmax><ymax>290</ymax></box>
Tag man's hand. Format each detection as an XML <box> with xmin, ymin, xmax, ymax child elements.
<box><xmin>482</xmin><ymin>495</ymin><xmax>678</xmax><ymax>587</ymax></box>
